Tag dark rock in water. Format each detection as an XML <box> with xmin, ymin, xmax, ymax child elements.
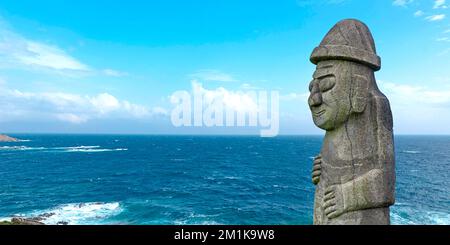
<box><xmin>39</xmin><ymin>212</ymin><xmax>55</xmax><ymax>219</ymax></box>
<box><xmin>10</xmin><ymin>217</ymin><xmax>45</xmax><ymax>225</ymax></box>
<box><xmin>27</xmin><ymin>212</ymin><xmax>56</xmax><ymax>223</ymax></box>
<box><xmin>0</xmin><ymin>134</ymin><xmax>19</xmax><ymax>142</ymax></box>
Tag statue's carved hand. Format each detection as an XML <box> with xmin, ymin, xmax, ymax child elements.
<box><xmin>311</xmin><ymin>154</ymin><xmax>322</xmax><ymax>185</ymax></box>
<box><xmin>323</xmin><ymin>185</ymin><xmax>346</xmax><ymax>219</ymax></box>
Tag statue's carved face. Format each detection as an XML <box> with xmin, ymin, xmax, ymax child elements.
<box><xmin>308</xmin><ymin>60</ymin><xmax>353</xmax><ymax>130</ymax></box>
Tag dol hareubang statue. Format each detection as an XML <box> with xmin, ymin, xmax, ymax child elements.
<box><xmin>308</xmin><ymin>19</ymin><xmax>395</xmax><ymax>225</ymax></box>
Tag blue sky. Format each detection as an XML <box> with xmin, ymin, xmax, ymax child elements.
<box><xmin>0</xmin><ymin>0</ymin><xmax>449</xmax><ymax>134</ymax></box>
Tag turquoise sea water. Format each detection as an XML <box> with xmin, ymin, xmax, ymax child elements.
<box><xmin>0</xmin><ymin>135</ymin><xmax>448</xmax><ymax>225</ymax></box>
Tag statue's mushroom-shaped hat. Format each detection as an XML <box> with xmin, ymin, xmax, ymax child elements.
<box><xmin>310</xmin><ymin>19</ymin><xmax>381</xmax><ymax>71</ymax></box>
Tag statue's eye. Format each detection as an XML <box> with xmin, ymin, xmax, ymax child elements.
<box><xmin>319</xmin><ymin>76</ymin><xmax>336</xmax><ymax>92</ymax></box>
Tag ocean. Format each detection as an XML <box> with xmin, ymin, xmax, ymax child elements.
<box><xmin>0</xmin><ymin>135</ymin><xmax>448</xmax><ymax>225</ymax></box>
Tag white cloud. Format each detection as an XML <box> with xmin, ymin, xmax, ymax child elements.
<box><xmin>90</xmin><ymin>93</ymin><xmax>121</xmax><ymax>114</ymax></box>
<box><xmin>169</xmin><ymin>80</ymin><xmax>259</xmax><ymax>120</ymax></box>
<box><xmin>425</xmin><ymin>14</ymin><xmax>446</xmax><ymax>21</ymax></box>
<box><xmin>393</xmin><ymin>0</ymin><xmax>413</xmax><ymax>7</ymax></box>
<box><xmin>15</xmin><ymin>41</ymin><xmax>89</xmax><ymax>71</ymax></box>
<box><xmin>0</xmin><ymin>22</ymin><xmax>89</xmax><ymax>72</ymax></box>
<box><xmin>437</xmin><ymin>37</ymin><xmax>450</xmax><ymax>42</ymax></box>
<box><xmin>102</xmin><ymin>69</ymin><xmax>128</xmax><ymax>77</ymax></box>
<box><xmin>378</xmin><ymin>81</ymin><xmax>450</xmax><ymax>133</ymax></box>
<box><xmin>0</xmin><ymin>85</ymin><xmax>167</xmax><ymax>123</ymax></box>
<box><xmin>433</xmin><ymin>0</ymin><xmax>447</xmax><ymax>9</ymax></box>
<box><xmin>190</xmin><ymin>80</ymin><xmax>258</xmax><ymax>113</ymax></box>
<box><xmin>379</xmin><ymin>81</ymin><xmax>450</xmax><ymax>106</ymax></box>
<box><xmin>414</xmin><ymin>10</ymin><xmax>424</xmax><ymax>17</ymax></box>
<box><xmin>0</xmin><ymin>18</ymin><xmax>128</xmax><ymax>77</ymax></box>
<box><xmin>190</xmin><ymin>70</ymin><xmax>237</xmax><ymax>82</ymax></box>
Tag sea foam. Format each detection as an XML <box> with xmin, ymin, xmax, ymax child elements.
<box><xmin>0</xmin><ymin>145</ymin><xmax>127</xmax><ymax>153</ymax></box>
<box><xmin>18</xmin><ymin>202</ymin><xmax>123</xmax><ymax>225</ymax></box>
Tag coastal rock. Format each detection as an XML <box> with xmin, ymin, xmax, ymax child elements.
<box><xmin>0</xmin><ymin>134</ymin><xmax>19</xmax><ymax>142</ymax></box>
<box><xmin>308</xmin><ymin>19</ymin><xmax>395</xmax><ymax>225</ymax></box>
<box><xmin>9</xmin><ymin>217</ymin><xmax>45</xmax><ymax>225</ymax></box>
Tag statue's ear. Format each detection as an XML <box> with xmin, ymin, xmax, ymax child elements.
<box><xmin>351</xmin><ymin>74</ymin><xmax>369</xmax><ymax>113</ymax></box>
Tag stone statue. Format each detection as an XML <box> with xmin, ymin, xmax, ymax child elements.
<box><xmin>308</xmin><ymin>19</ymin><xmax>395</xmax><ymax>225</ymax></box>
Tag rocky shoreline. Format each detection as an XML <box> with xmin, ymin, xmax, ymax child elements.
<box><xmin>0</xmin><ymin>218</ymin><xmax>45</xmax><ymax>225</ymax></box>
<box><xmin>0</xmin><ymin>134</ymin><xmax>19</xmax><ymax>142</ymax></box>
<box><xmin>0</xmin><ymin>212</ymin><xmax>73</xmax><ymax>225</ymax></box>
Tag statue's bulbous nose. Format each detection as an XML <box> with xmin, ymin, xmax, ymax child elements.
<box><xmin>308</xmin><ymin>83</ymin><xmax>322</xmax><ymax>107</ymax></box>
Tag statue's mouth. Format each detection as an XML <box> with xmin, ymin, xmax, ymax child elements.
<box><xmin>314</xmin><ymin>109</ymin><xmax>326</xmax><ymax>116</ymax></box>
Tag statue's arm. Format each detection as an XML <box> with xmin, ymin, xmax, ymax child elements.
<box><xmin>323</xmin><ymin>167</ymin><xmax>395</xmax><ymax>219</ymax></box>
<box><xmin>341</xmin><ymin>168</ymin><xmax>395</xmax><ymax>212</ymax></box>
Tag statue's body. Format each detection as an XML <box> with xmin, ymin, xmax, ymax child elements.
<box><xmin>308</xmin><ymin>19</ymin><xmax>395</xmax><ymax>225</ymax></box>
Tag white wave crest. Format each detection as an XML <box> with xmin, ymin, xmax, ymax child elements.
<box><xmin>56</xmin><ymin>145</ymin><xmax>101</xmax><ymax>150</ymax></box>
<box><xmin>0</xmin><ymin>145</ymin><xmax>127</xmax><ymax>153</ymax></box>
<box><xmin>0</xmin><ymin>146</ymin><xmax>45</xmax><ymax>150</ymax></box>
<box><xmin>22</xmin><ymin>202</ymin><xmax>123</xmax><ymax>225</ymax></box>
<box><xmin>224</xmin><ymin>176</ymin><xmax>242</xmax><ymax>180</ymax></box>
<box><xmin>402</xmin><ymin>150</ymin><xmax>421</xmax><ymax>154</ymax></box>
<box><xmin>66</xmin><ymin>148</ymin><xmax>128</xmax><ymax>152</ymax></box>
